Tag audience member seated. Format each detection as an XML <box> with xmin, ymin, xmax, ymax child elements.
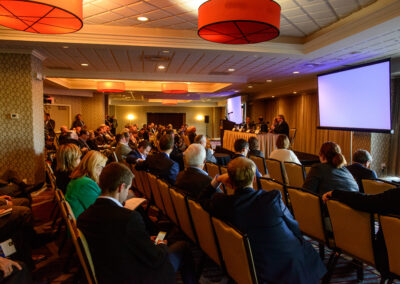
<box><xmin>175</xmin><ymin>144</ymin><xmax>216</xmax><ymax>200</ymax></box>
<box><xmin>232</xmin><ymin>139</ymin><xmax>263</xmax><ymax>178</ymax></box>
<box><xmin>247</xmin><ymin>136</ymin><xmax>264</xmax><ymax>158</ymax></box>
<box><xmin>58</xmin><ymin>126</ymin><xmax>69</xmax><ymax>145</ymax></box>
<box><xmin>55</xmin><ymin>144</ymin><xmax>81</xmax><ymax>194</ymax></box>
<box><xmin>271</xmin><ymin>114</ymin><xmax>289</xmax><ymax>137</ymax></box>
<box><xmin>346</xmin><ymin>149</ymin><xmax>377</xmax><ymax>192</ymax></box>
<box><xmin>115</xmin><ymin>131</ymin><xmax>133</xmax><ymax>162</ymax></box>
<box><xmin>136</xmin><ymin>135</ymin><xmax>179</xmax><ymax>185</ymax></box>
<box><xmin>126</xmin><ymin>140</ymin><xmax>151</xmax><ymax>164</ymax></box>
<box><xmin>86</xmin><ymin>131</ymin><xmax>99</xmax><ymax>151</ymax></box>
<box><xmin>199</xmin><ymin>157</ymin><xmax>326</xmax><ymax>283</ymax></box>
<box><xmin>303</xmin><ymin>142</ymin><xmax>359</xmax><ymax>195</ymax></box>
<box><xmin>77</xmin><ymin>130</ymin><xmax>91</xmax><ymax>153</ymax></box>
<box><xmin>322</xmin><ymin>187</ymin><xmax>400</xmax><ymax>276</ymax></box>
<box><xmin>186</xmin><ymin>126</ymin><xmax>196</xmax><ymax>145</ymax></box>
<box><xmin>95</xmin><ymin>125</ymin><xmax>109</xmax><ymax>145</ymax></box>
<box><xmin>78</xmin><ymin>163</ymin><xmax>196</xmax><ymax>284</ymax></box>
<box><xmin>58</xmin><ymin>131</ymin><xmax>80</xmax><ymax>146</ymax></box>
<box><xmin>170</xmin><ymin>134</ymin><xmax>185</xmax><ymax>171</ymax></box>
<box><xmin>194</xmin><ymin>135</ymin><xmax>217</xmax><ymax>164</ymax></box>
<box><xmin>139</xmin><ymin>124</ymin><xmax>149</xmax><ymax>140</ymax></box>
<box><xmin>65</xmin><ymin>151</ymin><xmax>107</xmax><ymax>218</ymax></box>
<box><xmin>0</xmin><ymin>257</ymin><xmax>31</xmax><ymax>284</ymax></box>
<box><xmin>269</xmin><ymin>134</ymin><xmax>300</xmax><ymax>164</ymax></box>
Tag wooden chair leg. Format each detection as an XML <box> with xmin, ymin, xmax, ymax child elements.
<box><xmin>322</xmin><ymin>251</ymin><xmax>340</xmax><ymax>284</ymax></box>
<box><xmin>354</xmin><ymin>260</ymin><xmax>364</xmax><ymax>282</ymax></box>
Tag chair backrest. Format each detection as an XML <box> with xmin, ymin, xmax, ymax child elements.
<box><xmin>265</xmin><ymin>158</ymin><xmax>286</xmax><ymax>184</ymax></box>
<box><xmin>220</xmin><ymin>166</ymin><xmax>234</xmax><ymax>195</ymax></box>
<box><xmin>380</xmin><ymin>215</ymin><xmax>400</xmax><ymax>276</ymax></box>
<box><xmin>287</xmin><ymin>187</ymin><xmax>326</xmax><ymax>244</ymax></box>
<box><xmin>112</xmin><ymin>151</ymin><xmax>119</xmax><ymax>162</ymax></box>
<box><xmin>327</xmin><ymin>200</ymin><xmax>375</xmax><ymax>266</ymax></box>
<box><xmin>139</xmin><ymin>170</ymin><xmax>152</xmax><ymax>200</ymax></box>
<box><xmin>45</xmin><ymin>162</ymin><xmax>57</xmax><ymax>191</ymax></box>
<box><xmin>187</xmin><ymin>199</ymin><xmax>222</xmax><ymax>266</ymax></box>
<box><xmin>259</xmin><ymin>177</ymin><xmax>287</xmax><ymax>205</ymax></box>
<box><xmin>249</xmin><ymin>155</ymin><xmax>266</xmax><ymax>176</ymax></box>
<box><xmin>284</xmin><ymin>162</ymin><xmax>305</xmax><ymax>188</ymax></box>
<box><xmin>362</xmin><ymin>179</ymin><xmax>396</xmax><ymax>195</ymax></box>
<box><xmin>157</xmin><ymin>179</ymin><xmax>178</xmax><ymax>224</ymax></box>
<box><xmin>78</xmin><ymin>228</ymin><xmax>98</xmax><ymax>284</ymax></box>
<box><xmin>288</xmin><ymin>128</ymin><xmax>297</xmax><ymax>146</ymax></box>
<box><xmin>169</xmin><ymin>188</ymin><xmax>197</xmax><ymax>243</ymax></box>
<box><xmin>212</xmin><ymin>217</ymin><xmax>258</xmax><ymax>284</ymax></box>
<box><xmin>147</xmin><ymin>173</ymin><xmax>165</xmax><ymax>213</ymax></box>
<box><xmin>205</xmin><ymin>162</ymin><xmax>220</xmax><ymax>178</ymax></box>
<box><xmin>130</xmin><ymin>165</ymin><xmax>138</xmax><ymax>192</ymax></box>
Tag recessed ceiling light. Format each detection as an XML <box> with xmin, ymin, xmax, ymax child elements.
<box><xmin>62</xmin><ymin>46</ymin><xmax>69</xmax><ymax>49</ymax></box>
<box><xmin>272</xmin><ymin>96</ymin><xmax>275</xmax><ymax>98</ymax></box>
<box><xmin>158</xmin><ymin>65</ymin><xmax>166</xmax><ymax>70</ymax></box>
<box><xmin>293</xmin><ymin>91</ymin><xmax>297</xmax><ymax>94</ymax></box>
<box><xmin>234</xmin><ymin>90</ymin><xmax>239</xmax><ymax>93</ymax></box>
<box><xmin>248</xmin><ymin>85</ymin><xmax>253</xmax><ymax>88</ymax></box>
<box><xmin>81</xmin><ymin>63</ymin><xmax>89</xmax><ymax>67</ymax></box>
<box><xmin>293</xmin><ymin>71</ymin><xmax>300</xmax><ymax>74</ymax></box>
<box><xmin>266</xmin><ymin>80</ymin><xmax>272</xmax><ymax>83</ymax></box>
<box><xmin>137</xmin><ymin>16</ymin><xmax>148</xmax><ymax>22</ymax></box>
<box><xmin>228</xmin><ymin>68</ymin><xmax>235</xmax><ymax>72</ymax></box>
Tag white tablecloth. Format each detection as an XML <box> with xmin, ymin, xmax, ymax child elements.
<box><xmin>223</xmin><ymin>131</ymin><xmax>279</xmax><ymax>158</ymax></box>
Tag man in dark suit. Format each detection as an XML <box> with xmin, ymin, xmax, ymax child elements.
<box><xmin>136</xmin><ymin>134</ymin><xmax>179</xmax><ymax>184</ymax></box>
<box><xmin>175</xmin><ymin>144</ymin><xmax>221</xmax><ymax>200</ymax></box>
<box><xmin>44</xmin><ymin>113</ymin><xmax>55</xmax><ymax>139</ymax></box>
<box><xmin>77</xmin><ymin>163</ymin><xmax>196</xmax><ymax>284</ymax></box>
<box><xmin>272</xmin><ymin>114</ymin><xmax>289</xmax><ymax>137</ymax></box>
<box><xmin>126</xmin><ymin>140</ymin><xmax>151</xmax><ymax>164</ymax></box>
<box><xmin>257</xmin><ymin>116</ymin><xmax>269</xmax><ymax>133</ymax></box>
<box><xmin>232</xmin><ymin>139</ymin><xmax>264</xmax><ymax>177</ymax></box>
<box><xmin>346</xmin><ymin>149</ymin><xmax>377</xmax><ymax>192</ymax></box>
<box><xmin>77</xmin><ymin>130</ymin><xmax>91</xmax><ymax>152</ymax></box>
<box><xmin>199</xmin><ymin>157</ymin><xmax>326</xmax><ymax>284</ymax></box>
<box><xmin>243</xmin><ymin>116</ymin><xmax>255</xmax><ymax>131</ymax></box>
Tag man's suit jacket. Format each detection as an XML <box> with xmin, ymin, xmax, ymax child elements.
<box><xmin>77</xmin><ymin>198</ymin><xmax>175</xmax><ymax>284</ymax></box>
<box><xmin>45</xmin><ymin>119</ymin><xmax>56</xmax><ymax>137</ymax></box>
<box><xmin>199</xmin><ymin>187</ymin><xmax>326</xmax><ymax>284</ymax></box>
<box><xmin>126</xmin><ymin>149</ymin><xmax>144</xmax><ymax>164</ymax></box>
<box><xmin>346</xmin><ymin>163</ymin><xmax>377</xmax><ymax>193</ymax></box>
<box><xmin>136</xmin><ymin>152</ymin><xmax>179</xmax><ymax>185</ymax></box>
<box><xmin>115</xmin><ymin>143</ymin><xmax>132</xmax><ymax>162</ymax></box>
<box><xmin>274</xmin><ymin>121</ymin><xmax>289</xmax><ymax>137</ymax></box>
<box><xmin>175</xmin><ymin>167</ymin><xmax>212</xmax><ymax>200</ymax></box>
<box><xmin>205</xmin><ymin>148</ymin><xmax>217</xmax><ymax>164</ymax></box>
<box><xmin>77</xmin><ymin>138</ymin><xmax>90</xmax><ymax>151</ymax></box>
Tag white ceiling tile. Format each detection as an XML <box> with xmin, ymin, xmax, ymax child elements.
<box><xmin>277</xmin><ymin>0</ymin><xmax>298</xmax><ymax>11</ymax></box>
<box><xmin>168</xmin><ymin>22</ymin><xmax>197</xmax><ymax>30</ymax></box>
<box><xmin>144</xmin><ymin>0</ymin><xmax>174</xmax><ymax>8</ymax></box>
<box><xmin>111</xmin><ymin>0</ymin><xmax>141</xmax><ymax>5</ymax></box>
<box><xmin>108</xmin><ymin>18</ymin><xmax>139</xmax><ymax>25</ymax></box>
<box><xmin>282</xmin><ymin>7</ymin><xmax>303</xmax><ymax>17</ymax></box>
<box><xmin>128</xmin><ymin>1</ymin><xmax>158</xmax><ymax>13</ymax></box>
<box><xmin>91</xmin><ymin>0</ymin><xmax>122</xmax><ymax>10</ymax></box>
<box><xmin>112</xmin><ymin>7</ymin><xmax>139</xmax><ymax>17</ymax></box>
<box><xmin>141</xmin><ymin>9</ymin><xmax>171</xmax><ymax>20</ymax></box>
<box><xmin>83</xmin><ymin>3</ymin><xmax>108</xmax><ymax>18</ymax></box>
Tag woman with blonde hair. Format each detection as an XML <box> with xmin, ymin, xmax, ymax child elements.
<box><xmin>65</xmin><ymin>151</ymin><xmax>107</xmax><ymax>218</ymax></box>
<box><xmin>269</xmin><ymin>134</ymin><xmax>300</xmax><ymax>164</ymax></box>
<box><xmin>303</xmin><ymin>141</ymin><xmax>359</xmax><ymax>195</ymax></box>
<box><xmin>55</xmin><ymin>144</ymin><xmax>81</xmax><ymax>193</ymax></box>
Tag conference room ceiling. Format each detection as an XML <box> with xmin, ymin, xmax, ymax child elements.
<box><xmin>1</xmin><ymin>0</ymin><xmax>400</xmax><ymax>101</ymax></box>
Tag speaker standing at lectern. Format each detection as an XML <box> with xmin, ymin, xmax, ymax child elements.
<box><xmin>271</xmin><ymin>114</ymin><xmax>289</xmax><ymax>137</ymax></box>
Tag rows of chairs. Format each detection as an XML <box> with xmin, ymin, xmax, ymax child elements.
<box><xmin>131</xmin><ymin>166</ymin><xmax>258</xmax><ymax>284</ymax></box>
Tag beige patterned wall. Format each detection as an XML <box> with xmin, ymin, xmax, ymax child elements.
<box><xmin>0</xmin><ymin>53</ymin><xmax>44</xmax><ymax>182</ymax></box>
<box><xmin>371</xmin><ymin>133</ymin><xmax>391</xmax><ymax>177</ymax></box>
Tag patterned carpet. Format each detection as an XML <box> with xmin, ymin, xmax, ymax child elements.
<box><xmin>30</xmin><ymin>186</ymin><xmax>397</xmax><ymax>284</ymax></box>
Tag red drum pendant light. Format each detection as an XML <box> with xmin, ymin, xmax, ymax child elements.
<box><xmin>97</xmin><ymin>81</ymin><xmax>126</xmax><ymax>93</ymax></box>
<box><xmin>198</xmin><ymin>0</ymin><xmax>281</xmax><ymax>44</ymax></box>
<box><xmin>162</xmin><ymin>83</ymin><xmax>188</xmax><ymax>94</ymax></box>
<box><xmin>0</xmin><ymin>0</ymin><xmax>83</xmax><ymax>34</ymax></box>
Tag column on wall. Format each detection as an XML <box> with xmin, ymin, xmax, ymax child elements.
<box><xmin>0</xmin><ymin>52</ymin><xmax>45</xmax><ymax>183</ymax></box>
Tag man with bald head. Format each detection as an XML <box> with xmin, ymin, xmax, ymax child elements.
<box><xmin>199</xmin><ymin>157</ymin><xmax>326</xmax><ymax>284</ymax></box>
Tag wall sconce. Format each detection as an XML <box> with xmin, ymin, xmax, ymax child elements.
<box><xmin>127</xmin><ymin>114</ymin><xmax>135</xmax><ymax>123</ymax></box>
<box><xmin>196</xmin><ymin>114</ymin><xmax>205</xmax><ymax>121</ymax></box>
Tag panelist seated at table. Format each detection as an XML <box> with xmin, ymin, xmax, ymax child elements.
<box><xmin>243</xmin><ymin>117</ymin><xmax>256</xmax><ymax>131</ymax></box>
<box><xmin>270</xmin><ymin>114</ymin><xmax>289</xmax><ymax>137</ymax></box>
<box><xmin>257</xmin><ymin>116</ymin><xmax>269</xmax><ymax>133</ymax></box>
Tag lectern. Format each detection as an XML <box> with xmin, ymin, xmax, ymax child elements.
<box><xmin>220</xmin><ymin>119</ymin><xmax>236</xmax><ymax>146</ymax></box>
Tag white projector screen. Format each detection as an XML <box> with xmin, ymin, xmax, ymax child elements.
<box><xmin>318</xmin><ymin>60</ymin><xmax>391</xmax><ymax>132</ymax></box>
<box><xmin>227</xmin><ymin>96</ymin><xmax>243</xmax><ymax>124</ymax></box>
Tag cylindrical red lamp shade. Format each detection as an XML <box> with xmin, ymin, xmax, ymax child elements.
<box><xmin>198</xmin><ymin>0</ymin><xmax>281</xmax><ymax>44</ymax></box>
<box><xmin>0</xmin><ymin>0</ymin><xmax>83</xmax><ymax>34</ymax></box>
<box><xmin>97</xmin><ymin>81</ymin><xmax>126</xmax><ymax>93</ymax></box>
<box><xmin>162</xmin><ymin>100</ymin><xmax>178</xmax><ymax>105</ymax></box>
<box><xmin>162</xmin><ymin>83</ymin><xmax>188</xmax><ymax>94</ymax></box>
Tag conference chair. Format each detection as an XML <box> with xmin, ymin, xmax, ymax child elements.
<box><xmin>304</xmin><ymin>166</ymin><xmax>312</xmax><ymax>176</ymax></box>
<box><xmin>362</xmin><ymin>179</ymin><xmax>396</xmax><ymax>195</ymax></box>
<box><xmin>187</xmin><ymin>199</ymin><xmax>223</xmax><ymax>267</ymax></box>
<box><xmin>147</xmin><ymin>173</ymin><xmax>165</xmax><ymax>214</ymax></box>
<box><xmin>130</xmin><ymin>166</ymin><xmax>139</xmax><ymax>192</ymax></box>
<box><xmin>259</xmin><ymin>177</ymin><xmax>288</xmax><ymax>205</ymax></box>
<box><xmin>288</xmin><ymin>128</ymin><xmax>297</xmax><ymax>147</ymax></box>
<box><xmin>157</xmin><ymin>179</ymin><xmax>178</xmax><ymax>224</ymax></box>
<box><xmin>205</xmin><ymin>162</ymin><xmax>220</xmax><ymax>178</ymax></box>
<box><xmin>169</xmin><ymin>188</ymin><xmax>197</xmax><ymax>243</ymax></box>
<box><xmin>380</xmin><ymin>215</ymin><xmax>400</xmax><ymax>283</ymax></box>
<box><xmin>284</xmin><ymin>162</ymin><xmax>306</xmax><ymax>188</ymax></box>
<box><xmin>249</xmin><ymin>155</ymin><xmax>267</xmax><ymax>176</ymax></box>
<box><xmin>138</xmin><ymin>170</ymin><xmax>152</xmax><ymax>201</ymax></box>
<box><xmin>219</xmin><ymin>166</ymin><xmax>235</xmax><ymax>195</ymax></box>
<box><xmin>265</xmin><ymin>158</ymin><xmax>287</xmax><ymax>184</ymax></box>
<box><xmin>212</xmin><ymin>217</ymin><xmax>258</xmax><ymax>284</ymax></box>
<box><xmin>45</xmin><ymin>162</ymin><xmax>57</xmax><ymax>191</ymax></box>
<box><xmin>325</xmin><ymin>200</ymin><xmax>377</xmax><ymax>283</ymax></box>
<box><xmin>287</xmin><ymin>187</ymin><xmax>331</xmax><ymax>260</ymax></box>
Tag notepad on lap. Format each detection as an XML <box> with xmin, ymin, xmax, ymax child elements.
<box><xmin>124</xmin><ymin>198</ymin><xmax>146</xmax><ymax>210</ymax></box>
